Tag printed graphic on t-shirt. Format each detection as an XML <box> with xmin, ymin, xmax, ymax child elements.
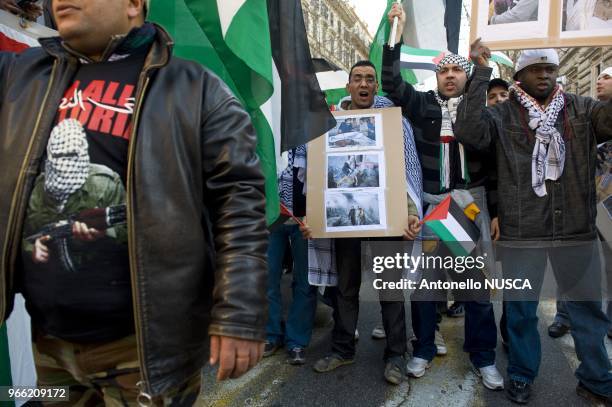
<box><xmin>22</xmin><ymin>119</ymin><xmax>128</xmax><ymax>274</ymax></box>
<box><xmin>58</xmin><ymin>80</ymin><xmax>135</xmax><ymax>140</ymax></box>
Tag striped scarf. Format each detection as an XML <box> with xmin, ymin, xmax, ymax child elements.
<box><xmin>511</xmin><ymin>84</ymin><xmax>565</xmax><ymax>197</ymax></box>
<box><xmin>434</xmin><ymin>91</ymin><xmax>469</xmax><ymax>190</ymax></box>
<box><xmin>278</xmin><ymin>145</ymin><xmax>307</xmax><ymax>213</ymax></box>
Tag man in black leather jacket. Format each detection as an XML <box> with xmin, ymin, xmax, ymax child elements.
<box><xmin>0</xmin><ymin>0</ymin><xmax>268</xmax><ymax>404</ymax></box>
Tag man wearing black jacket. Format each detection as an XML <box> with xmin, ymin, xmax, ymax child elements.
<box><xmin>455</xmin><ymin>43</ymin><xmax>612</xmax><ymax>405</ymax></box>
<box><xmin>383</xmin><ymin>3</ymin><xmax>502</xmax><ymax>391</ymax></box>
<box><xmin>0</xmin><ymin>0</ymin><xmax>268</xmax><ymax>404</ymax></box>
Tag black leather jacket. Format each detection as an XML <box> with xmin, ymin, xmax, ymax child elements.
<box><xmin>0</xmin><ymin>25</ymin><xmax>268</xmax><ymax>395</ymax></box>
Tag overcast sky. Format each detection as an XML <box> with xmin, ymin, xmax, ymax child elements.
<box><xmin>348</xmin><ymin>0</ymin><xmax>387</xmax><ymax>36</ymax></box>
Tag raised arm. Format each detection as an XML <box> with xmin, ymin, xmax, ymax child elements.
<box><xmin>454</xmin><ymin>40</ymin><xmax>498</xmax><ymax>151</ymax></box>
<box><xmin>381</xmin><ymin>2</ymin><xmax>430</xmax><ymax>120</ymax></box>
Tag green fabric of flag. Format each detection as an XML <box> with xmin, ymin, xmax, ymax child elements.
<box><xmin>149</xmin><ymin>1</ymin><xmax>279</xmax><ymax>225</ymax></box>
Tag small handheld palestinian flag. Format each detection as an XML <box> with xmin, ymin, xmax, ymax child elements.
<box><xmin>423</xmin><ymin>196</ymin><xmax>481</xmax><ymax>256</ymax></box>
<box><xmin>268</xmin><ymin>203</ymin><xmax>305</xmax><ymax>231</ymax></box>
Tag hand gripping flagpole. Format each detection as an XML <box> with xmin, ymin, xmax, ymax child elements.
<box><xmin>388</xmin><ymin>0</ymin><xmax>401</xmax><ymax>50</ymax></box>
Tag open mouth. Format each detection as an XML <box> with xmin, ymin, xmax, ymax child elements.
<box><xmin>359</xmin><ymin>91</ymin><xmax>369</xmax><ymax>98</ymax></box>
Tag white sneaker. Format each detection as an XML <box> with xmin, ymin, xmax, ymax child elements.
<box><xmin>406</xmin><ymin>357</ymin><xmax>431</xmax><ymax>378</ymax></box>
<box><xmin>474</xmin><ymin>364</ymin><xmax>504</xmax><ymax>390</ymax></box>
<box><xmin>371</xmin><ymin>325</ymin><xmax>386</xmax><ymax>339</ymax></box>
<box><xmin>435</xmin><ymin>330</ymin><xmax>447</xmax><ymax>355</ymax></box>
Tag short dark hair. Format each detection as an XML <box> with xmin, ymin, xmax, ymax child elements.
<box><xmin>349</xmin><ymin>60</ymin><xmax>377</xmax><ymax>81</ymax></box>
<box><xmin>487</xmin><ymin>78</ymin><xmax>509</xmax><ymax>93</ymax></box>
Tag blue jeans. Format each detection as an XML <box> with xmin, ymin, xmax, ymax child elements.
<box><xmin>266</xmin><ymin>224</ymin><xmax>317</xmax><ymax>349</ymax></box>
<box><xmin>501</xmin><ymin>242</ymin><xmax>612</xmax><ymax>396</ymax></box>
<box><xmin>554</xmin><ymin>300</ymin><xmax>570</xmax><ymax>327</ymax></box>
<box><xmin>412</xmin><ymin>186</ymin><xmax>497</xmax><ymax>368</ymax></box>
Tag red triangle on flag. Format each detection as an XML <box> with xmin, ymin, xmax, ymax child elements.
<box><xmin>423</xmin><ymin>195</ymin><xmax>451</xmax><ymax>222</ymax></box>
<box><xmin>0</xmin><ymin>32</ymin><xmax>29</xmax><ymax>52</ymax></box>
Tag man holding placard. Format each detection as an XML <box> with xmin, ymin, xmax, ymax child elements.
<box><xmin>303</xmin><ymin>60</ymin><xmax>423</xmax><ymax>387</ymax></box>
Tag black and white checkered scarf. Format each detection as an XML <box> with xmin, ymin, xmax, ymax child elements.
<box><xmin>511</xmin><ymin>84</ymin><xmax>565</xmax><ymax>197</ymax></box>
<box><xmin>44</xmin><ymin>119</ymin><xmax>90</xmax><ymax>211</ymax></box>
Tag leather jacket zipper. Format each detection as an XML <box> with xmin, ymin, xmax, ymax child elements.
<box><xmin>126</xmin><ymin>72</ymin><xmax>151</xmax><ymax>398</ymax></box>
<box><xmin>0</xmin><ymin>60</ymin><xmax>58</xmax><ymax>322</ymax></box>
<box><xmin>127</xmin><ymin>50</ymin><xmax>169</xmax><ymax>397</ymax></box>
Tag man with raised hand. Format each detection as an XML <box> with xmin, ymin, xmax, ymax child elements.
<box><xmin>455</xmin><ymin>42</ymin><xmax>612</xmax><ymax>404</ymax></box>
<box><xmin>383</xmin><ymin>3</ymin><xmax>503</xmax><ymax>392</ymax></box>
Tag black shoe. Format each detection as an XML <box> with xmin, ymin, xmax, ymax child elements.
<box><xmin>576</xmin><ymin>381</ymin><xmax>612</xmax><ymax>406</ymax></box>
<box><xmin>506</xmin><ymin>379</ymin><xmax>531</xmax><ymax>404</ymax></box>
<box><xmin>287</xmin><ymin>347</ymin><xmax>306</xmax><ymax>365</ymax></box>
<box><xmin>547</xmin><ymin>321</ymin><xmax>570</xmax><ymax>338</ymax></box>
<box><xmin>263</xmin><ymin>341</ymin><xmax>281</xmax><ymax>357</ymax></box>
<box><xmin>447</xmin><ymin>302</ymin><xmax>465</xmax><ymax>317</ymax></box>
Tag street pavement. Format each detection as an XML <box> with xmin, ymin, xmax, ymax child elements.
<box><xmin>196</xmin><ymin>272</ymin><xmax>611</xmax><ymax>407</ymax></box>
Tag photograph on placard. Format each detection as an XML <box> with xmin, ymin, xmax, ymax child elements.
<box><xmin>488</xmin><ymin>0</ymin><xmax>540</xmax><ymax>24</ymax></box>
<box><xmin>472</xmin><ymin>0</ymin><xmax>550</xmax><ymax>47</ymax></box>
<box><xmin>325</xmin><ymin>190</ymin><xmax>387</xmax><ymax>232</ymax></box>
<box><xmin>326</xmin><ymin>153</ymin><xmax>383</xmax><ymax>189</ymax></box>
<box><xmin>326</xmin><ymin>113</ymin><xmax>383</xmax><ymax>151</ymax></box>
<box><xmin>562</xmin><ymin>0</ymin><xmax>612</xmax><ymax>31</ymax></box>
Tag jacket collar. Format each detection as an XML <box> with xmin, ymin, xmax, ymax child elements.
<box><xmin>38</xmin><ymin>22</ymin><xmax>173</xmax><ymax>71</ymax></box>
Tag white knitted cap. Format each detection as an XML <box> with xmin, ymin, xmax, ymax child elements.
<box><xmin>514</xmin><ymin>49</ymin><xmax>560</xmax><ymax>79</ymax></box>
<box><xmin>598</xmin><ymin>67</ymin><xmax>612</xmax><ymax>80</ymax></box>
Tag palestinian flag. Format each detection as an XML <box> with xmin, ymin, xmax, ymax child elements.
<box><xmin>370</xmin><ymin>0</ymin><xmax>463</xmax><ymax>86</ymax></box>
<box><xmin>423</xmin><ymin>195</ymin><xmax>481</xmax><ymax>257</ymax></box>
<box><xmin>491</xmin><ymin>51</ymin><xmax>514</xmax><ymax>67</ymax></box>
<box><xmin>312</xmin><ymin>58</ymin><xmax>348</xmax><ymax>108</ymax></box>
<box><xmin>149</xmin><ymin>1</ymin><xmax>334</xmax><ymax>225</ymax></box>
<box><xmin>0</xmin><ymin>9</ymin><xmax>56</xmax><ymax>51</ymax></box>
<box><xmin>267</xmin><ymin>0</ymin><xmax>336</xmax><ymax>152</ymax></box>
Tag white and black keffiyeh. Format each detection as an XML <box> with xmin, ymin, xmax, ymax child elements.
<box><xmin>434</xmin><ymin>90</ymin><xmax>469</xmax><ymax>190</ymax></box>
<box><xmin>436</xmin><ymin>54</ymin><xmax>472</xmax><ymax>76</ymax></box>
<box><xmin>511</xmin><ymin>84</ymin><xmax>565</xmax><ymax>197</ymax></box>
<box><xmin>44</xmin><ymin>119</ymin><xmax>90</xmax><ymax>211</ymax></box>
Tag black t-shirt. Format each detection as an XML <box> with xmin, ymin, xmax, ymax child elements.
<box><xmin>20</xmin><ymin>43</ymin><xmax>149</xmax><ymax>343</ymax></box>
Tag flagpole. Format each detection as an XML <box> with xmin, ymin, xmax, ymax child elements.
<box><xmin>388</xmin><ymin>0</ymin><xmax>401</xmax><ymax>50</ymax></box>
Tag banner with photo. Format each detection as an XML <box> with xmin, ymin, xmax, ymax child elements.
<box><xmin>471</xmin><ymin>0</ymin><xmax>612</xmax><ymax>50</ymax></box>
<box><xmin>306</xmin><ymin>108</ymin><xmax>409</xmax><ymax>238</ymax></box>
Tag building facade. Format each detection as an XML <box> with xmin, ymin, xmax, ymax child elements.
<box><xmin>558</xmin><ymin>47</ymin><xmax>612</xmax><ymax>98</ymax></box>
<box><xmin>301</xmin><ymin>0</ymin><xmax>373</xmax><ymax>72</ymax></box>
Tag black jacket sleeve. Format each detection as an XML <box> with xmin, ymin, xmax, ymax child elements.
<box><xmin>454</xmin><ymin>65</ymin><xmax>497</xmax><ymax>152</ymax></box>
<box><xmin>381</xmin><ymin>43</ymin><xmax>431</xmax><ymax>121</ymax></box>
<box><xmin>0</xmin><ymin>52</ymin><xmax>16</xmax><ymax>114</ymax></box>
<box><xmin>200</xmin><ymin>76</ymin><xmax>269</xmax><ymax>341</ymax></box>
